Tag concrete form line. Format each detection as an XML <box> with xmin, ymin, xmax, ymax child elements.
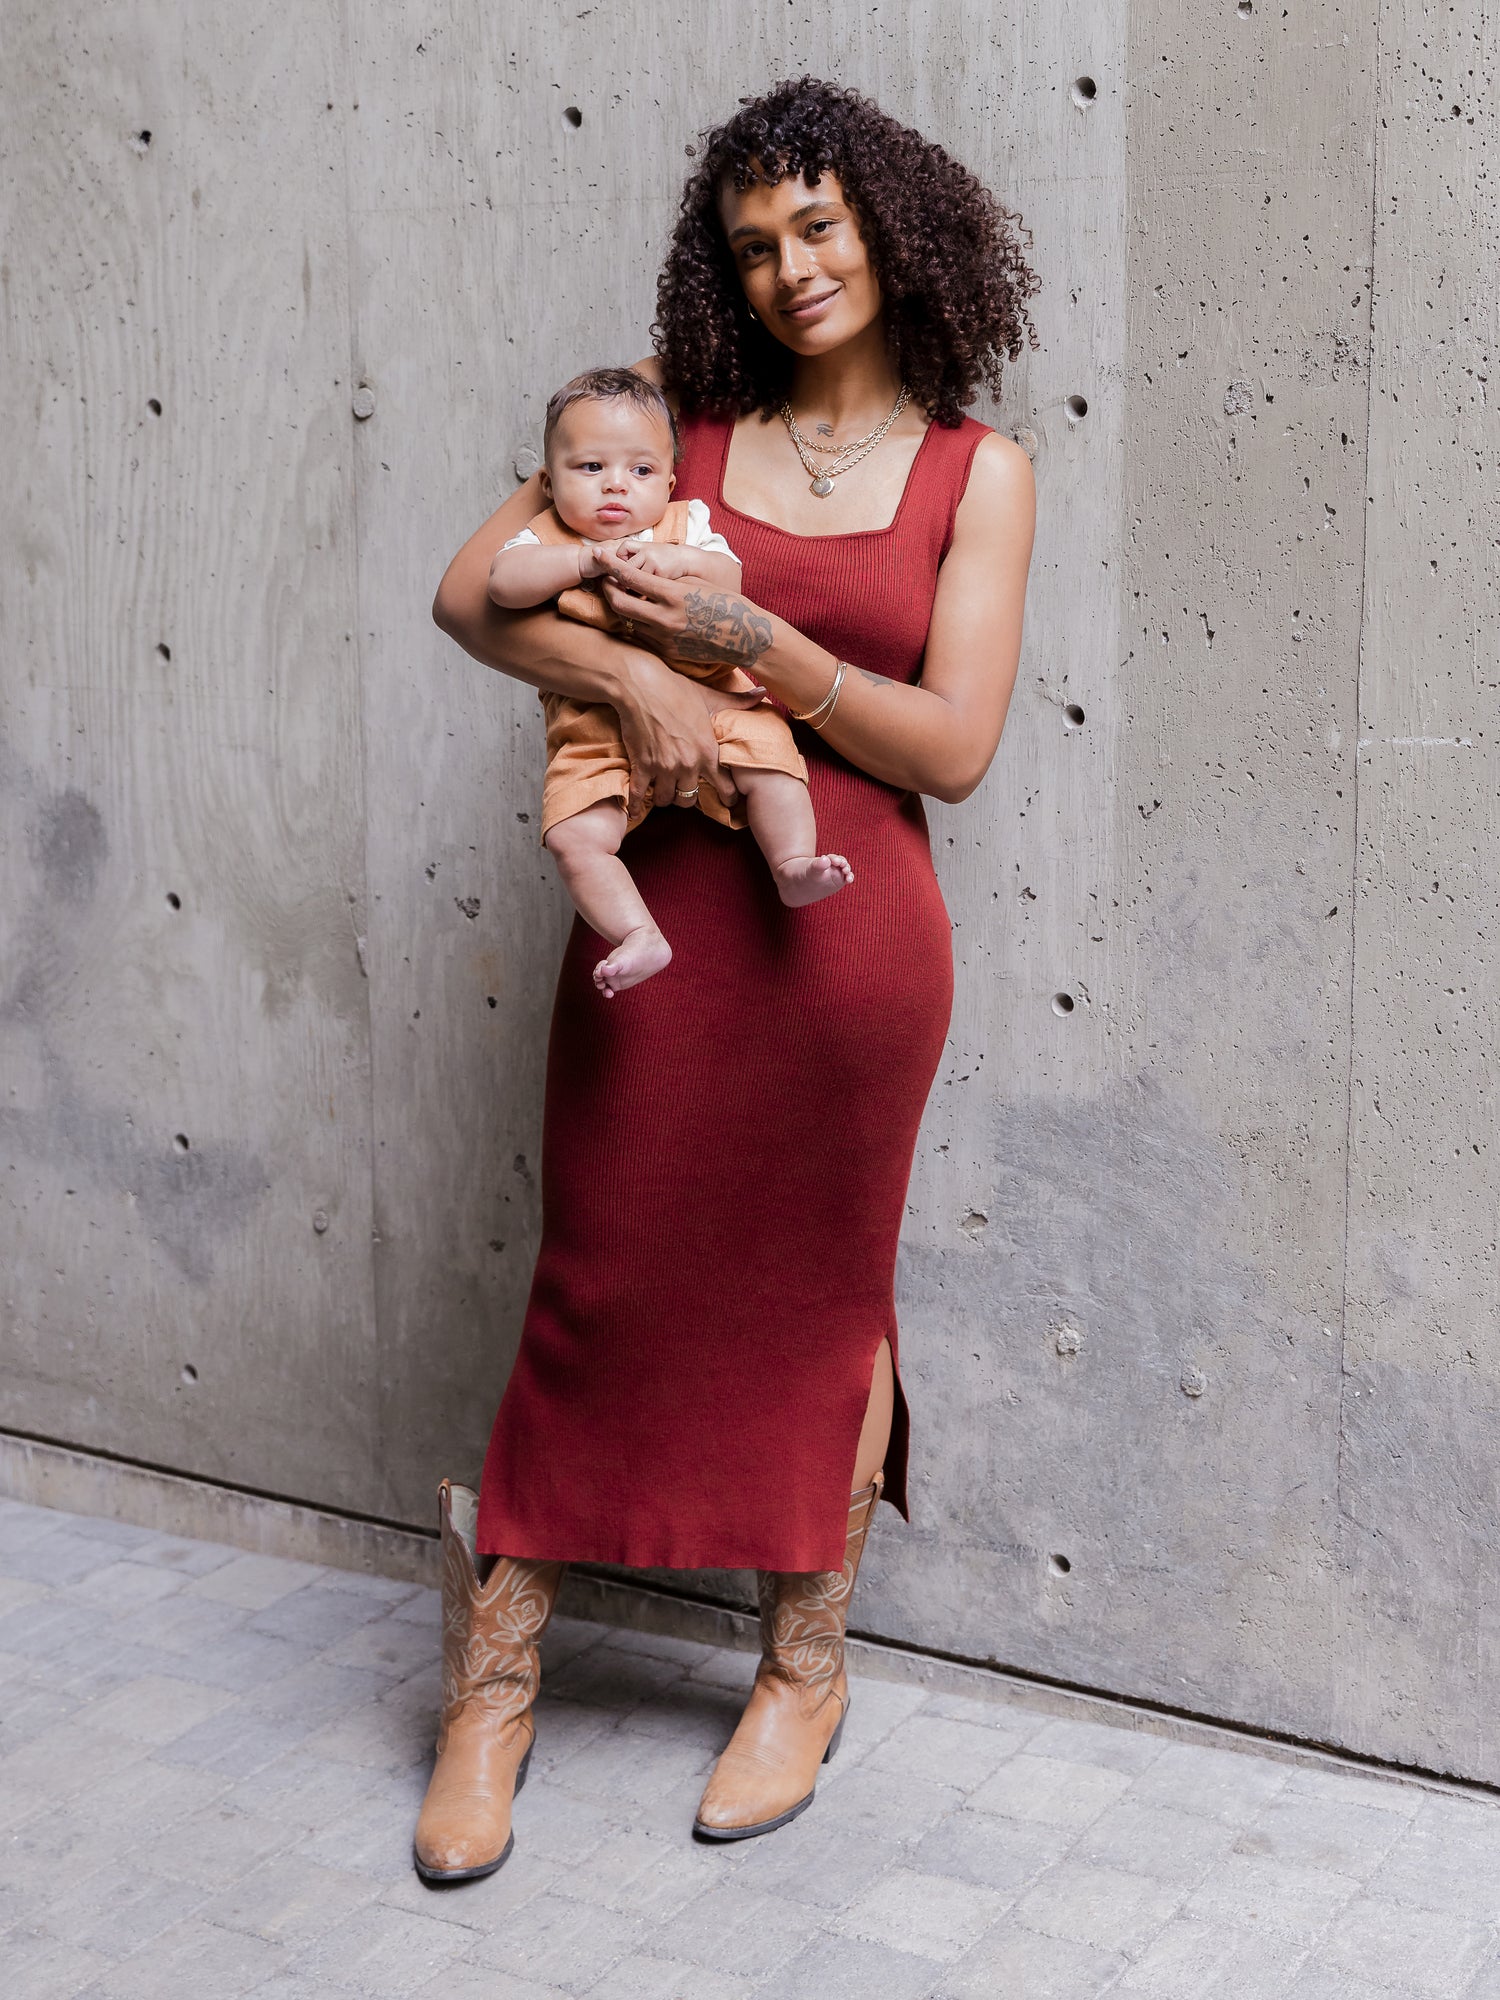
<box><xmin>1334</xmin><ymin>1</ymin><xmax>1388</xmax><ymax>1543</ymax></box>
<box><xmin>1</xmin><ymin>1426</ymin><xmax>1493</xmax><ymax>1806</ymax></box>
<box><xmin>1356</xmin><ymin>735</ymin><xmax>1474</xmax><ymax>750</ymax></box>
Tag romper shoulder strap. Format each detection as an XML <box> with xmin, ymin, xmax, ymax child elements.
<box><xmin>523</xmin><ymin>504</ymin><xmax>579</xmax><ymax>547</ymax></box>
<box><xmin>655</xmin><ymin>498</ymin><xmax>695</xmax><ymax>544</ymax></box>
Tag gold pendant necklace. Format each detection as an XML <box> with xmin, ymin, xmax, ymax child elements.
<box><xmin>780</xmin><ymin>385</ymin><xmax>910</xmax><ymax>496</ymax></box>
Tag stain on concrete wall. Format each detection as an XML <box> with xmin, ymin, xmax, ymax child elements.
<box><xmin>2</xmin><ymin>0</ymin><xmax>1495</xmax><ymax>1779</ymax></box>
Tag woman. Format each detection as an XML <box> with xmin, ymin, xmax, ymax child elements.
<box><xmin>417</xmin><ymin>77</ymin><xmax>1039</xmax><ymax>1881</ymax></box>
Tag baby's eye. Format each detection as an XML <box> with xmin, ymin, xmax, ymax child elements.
<box><xmin>579</xmin><ymin>460</ymin><xmax>603</xmax><ymax>473</ymax></box>
<box><xmin>631</xmin><ymin>464</ymin><xmax>656</xmax><ymax>478</ymax></box>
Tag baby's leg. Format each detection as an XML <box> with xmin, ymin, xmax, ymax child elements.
<box><xmin>733</xmin><ymin>767</ymin><xmax>853</xmax><ymax>909</ymax></box>
<box><xmin>543</xmin><ymin>801</ymin><xmax>672</xmax><ymax>996</ymax></box>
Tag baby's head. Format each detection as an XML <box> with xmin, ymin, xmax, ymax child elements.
<box><xmin>540</xmin><ymin>368</ymin><xmax>679</xmax><ymax>541</ymax></box>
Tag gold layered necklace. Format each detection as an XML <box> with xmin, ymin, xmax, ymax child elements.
<box><xmin>779</xmin><ymin>384</ymin><xmax>911</xmax><ymax>496</ymax></box>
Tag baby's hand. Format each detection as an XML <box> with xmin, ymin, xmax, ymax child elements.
<box><xmin>578</xmin><ymin>539</ymin><xmax>625</xmax><ymax>580</ymax></box>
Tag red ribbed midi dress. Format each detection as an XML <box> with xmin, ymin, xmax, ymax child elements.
<box><xmin>476</xmin><ymin>409</ymin><xmax>991</xmax><ymax>1573</ymax></box>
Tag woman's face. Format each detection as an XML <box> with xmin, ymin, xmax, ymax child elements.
<box><xmin>718</xmin><ymin>168</ymin><xmax>884</xmax><ymax>358</ymax></box>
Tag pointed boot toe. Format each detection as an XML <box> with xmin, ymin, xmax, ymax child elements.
<box><xmin>413</xmin><ymin>1824</ymin><xmax>515</xmax><ymax>1884</ymax></box>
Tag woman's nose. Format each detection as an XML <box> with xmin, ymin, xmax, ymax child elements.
<box><xmin>778</xmin><ymin>238</ymin><xmax>815</xmax><ymax>286</ymax></box>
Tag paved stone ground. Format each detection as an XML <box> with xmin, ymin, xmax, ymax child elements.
<box><xmin>4</xmin><ymin>1498</ymin><xmax>1500</xmax><ymax>1999</ymax></box>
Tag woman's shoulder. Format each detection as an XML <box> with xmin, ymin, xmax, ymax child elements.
<box><xmin>959</xmin><ymin>426</ymin><xmax>1035</xmax><ymax>506</ymax></box>
<box><xmin>914</xmin><ymin>414</ymin><xmax>1031</xmax><ymax>542</ymax></box>
<box><xmin>942</xmin><ymin>423</ymin><xmax>1036</xmax><ymax>556</ymax></box>
<box><xmin>929</xmin><ymin>412</ymin><xmax>1027</xmax><ymax>465</ymax></box>
<box><xmin>629</xmin><ymin>354</ymin><xmax>673</xmax><ymax>407</ymax></box>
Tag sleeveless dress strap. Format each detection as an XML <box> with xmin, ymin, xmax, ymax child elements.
<box><xmin>908</xmin><ymin>418</ymin><xmax>993</xmax><ymax>563</ymax></box>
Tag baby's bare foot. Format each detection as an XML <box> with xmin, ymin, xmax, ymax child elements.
<box><xmin>593</xmin><ymin>924</ymin><xmax>672</xmax><ymax>998</ymax></box>
<box><xmin>774</xmin><ymin>853</ymin><xmax>854</xmax><ymax>908</ymax></box>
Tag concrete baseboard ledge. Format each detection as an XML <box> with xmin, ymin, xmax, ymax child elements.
<box><xmin>0</xmin><ymin>1429</ymin><xmax>443</xmax><ymax>1587</ymax></box>
<box><xmin>1</xmin><ymin>1428</ymin><xmax>1489</xmax><ymax>1805</ymax></box>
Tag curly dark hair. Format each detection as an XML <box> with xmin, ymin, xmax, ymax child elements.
<box><xmin>654</xmin><ymin>78</ymin><xmax>1041</xmax><ymax>428</ymax></box>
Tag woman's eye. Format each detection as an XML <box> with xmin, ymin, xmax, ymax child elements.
<box><xmin>807</xmin><ymin>220</ymin><xmax>832</xmax><ymax>236</ymax></box>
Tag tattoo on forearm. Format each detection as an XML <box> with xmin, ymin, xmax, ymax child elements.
<box><xmin>855</xmin><ymin>666</ymin><xmax>895</xmax><ymax>691</ymax></box>
<box><xmin>674</xmin><ymin>588</ymin><xmax>774</xmax><ymax>667</ymax></box>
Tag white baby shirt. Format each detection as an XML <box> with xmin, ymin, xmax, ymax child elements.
<box><xmin>501</xmin><ymin>495</ymin><xmax>736</xmax><ymax>560</ymax></box>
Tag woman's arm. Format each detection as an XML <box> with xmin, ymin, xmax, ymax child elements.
<box><xmin>593</xmin><ymin>433</ymin><xmax>1036</xmax><ymax>805</ymax></box>
<box><xmin>431</xmin><ymin>474</ymin><xmax>752</xmax><ymax>812</ymax></box>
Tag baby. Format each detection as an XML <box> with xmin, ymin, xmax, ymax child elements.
<box><xmin>488</xmin><ymin>367</ymin><xmax>852</xmax><ymax>998</ymax></box>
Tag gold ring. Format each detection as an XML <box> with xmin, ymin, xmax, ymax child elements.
<box><xmin>624</xmin><ymin>618</ymin><xmax>635</xmax><ymax>638</ymax></box>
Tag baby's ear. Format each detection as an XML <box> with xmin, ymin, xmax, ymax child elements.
<box><xmin>537</xmin><ymin>467</ymin><xmax>552</xmax><ymax>498</ymax></box>
<box><xmin>667</xmin><ymin>471</ymin><xmax>677</xmax><ymax>491</ymax></box>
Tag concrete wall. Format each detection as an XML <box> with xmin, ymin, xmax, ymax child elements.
<box><xmin>3</xmin><ymin>1</ymin><xmax>1495</xmax><ymax>1780</ymax></box>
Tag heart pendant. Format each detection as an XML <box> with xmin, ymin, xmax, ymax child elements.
<box><xmin>810</xmin><ymin>474</ymin><xmax>834</xmax><ymax>497</ymax></box>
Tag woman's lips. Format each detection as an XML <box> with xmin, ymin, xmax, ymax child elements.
<box><xmin>780</xmin><ymin>288</ymin><xmax>840</xmax><ymax>323</ymax></box>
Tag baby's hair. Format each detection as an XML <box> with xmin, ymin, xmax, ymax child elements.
<box><xmin>541</xmin><ymin>366</ymin><xmax>680</xmax><ymax>465</ymax></box>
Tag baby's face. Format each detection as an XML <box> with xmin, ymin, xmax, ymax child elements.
<box><xmin>544</xmin><ymin>398</ymin><xmax>675</xmax><ymax>540</ymax></box>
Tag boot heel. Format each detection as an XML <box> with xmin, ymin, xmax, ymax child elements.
<box><xmin>823</xmin><ymin>1703</ymin><xmax>848</xmax><ymax>1764</ymax></box>
<box><xmin>515</xmin><ymin>1737</ymin><xmax>534</xmax><ymax>1795</ymax></box>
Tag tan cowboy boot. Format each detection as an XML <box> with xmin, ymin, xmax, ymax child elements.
<box><xmin>694</xmin><ymin>1474</ymin><xmax>882</xmax><ymax>1840</ymax></box>
<box><xmin>412</xmin><ymin>1480</ymin><xmax>565</xmax><ymax>1883</ymax></box>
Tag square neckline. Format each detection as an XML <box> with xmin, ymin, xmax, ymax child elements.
<box><xmin>710</xmin><ymin>410</ymin><xmax>940</xmax><ymax>543</ymax></box>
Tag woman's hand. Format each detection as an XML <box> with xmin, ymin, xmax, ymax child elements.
<box><xmin>596</xmin><ymin>549</ymin><xmax>774</xmax><ymax>673</ymax></box>
<box><xmin>616</xmin><ymin>651</ymin><xmax>760</xmax><ymax>818</ymax></box>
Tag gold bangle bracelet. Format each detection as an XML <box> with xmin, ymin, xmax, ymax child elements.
<box><xmin>808</xmin><ymin>661</ymin><xmax>848</xmax><ymax>731</ymax></box>
<box><xmin>790</xmin><ymin>658</ymin><xmax>848</xmax><ymax>727</ymax></box>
